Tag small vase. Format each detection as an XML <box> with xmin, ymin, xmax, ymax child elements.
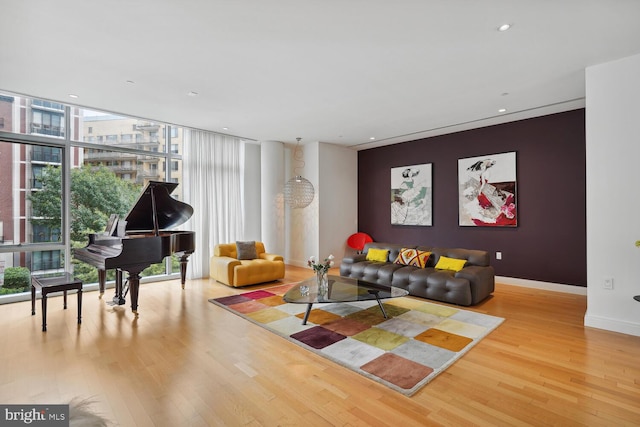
<box><xmin>316</xmin><ymin>271</ymin><xmax>328</xmax><ymax>296</ymax></box>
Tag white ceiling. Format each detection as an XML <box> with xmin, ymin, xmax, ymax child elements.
<box><xmin>2</xmin><ymin>1</ymin><xmax>640</xmax><ymax>150</ymax></box>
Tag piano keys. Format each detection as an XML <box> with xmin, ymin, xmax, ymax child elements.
<box><xmin>74</xmin><ymin>181</ymin><xmax>195</xmax><ymax>316</ymax></box>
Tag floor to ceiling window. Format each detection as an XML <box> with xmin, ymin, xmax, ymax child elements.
<box><xmin>0</xmin><ymin>92</ymin><xmax>185</xmax><ymax>302</ymax></box>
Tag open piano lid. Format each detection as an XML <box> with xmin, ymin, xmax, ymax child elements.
<box><xmin>124</xmin><ymin>181</ymin><xmax>194</xmax><ymax>232</ymax></box>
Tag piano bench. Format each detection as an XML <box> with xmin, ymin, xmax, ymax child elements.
<box><xmin>31</xmin><ymin>272</ymin><xmax>83</xmax><ymax>332</ymax></box>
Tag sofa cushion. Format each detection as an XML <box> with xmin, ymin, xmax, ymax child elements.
<box><xmin>364</xmin><ymin>242</ymin><xmax>409</xmax><ymax>265</ymax></box>
<box><xmin>394</xmin><ymin>248</ymin><xmax>431</xmax><ymax>268</ymax></box>
<box><xmin>366</xmin><ymin>248</ymin><xmax>389</xmax><ymax>262</ymax></box>
<box><xmin>236</xmin><ymin>241</ymin><xmax>257</xmax><ymax>260</ymax></box>
<box><xmin>233</xmin><ymin>259</ymin><xmax>285</xmax><ymax>286</ymax></box>
<box><xmin>434</xmin><ymin>256</ymin><xmax>467</xmax><ymax>272</ymax></box>
<box><xmin>432</xmin><ymin>247</ymin><xmax>490</xmax><ymax>267</ymax></box>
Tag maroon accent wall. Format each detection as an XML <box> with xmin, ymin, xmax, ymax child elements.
<box><xmin>358</xmin><ymin>109</ymin><xmax>586</xmax><ymax>286</ymax></box>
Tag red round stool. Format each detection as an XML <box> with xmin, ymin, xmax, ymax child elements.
<box><xmin>347</xmin><ymin>232</ymin><xmax>373</xmax><ymax>254</ymax></box>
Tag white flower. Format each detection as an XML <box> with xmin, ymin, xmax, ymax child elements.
<box><xmin>308</xmin><ymin>254</ymin><xmax>335</xmax><ymax>273</ymax></box>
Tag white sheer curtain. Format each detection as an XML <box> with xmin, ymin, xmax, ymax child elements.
<box><xmin>182</xmin><ymin>130</ymin><xmax>245</xmax><ymax>279</ymax></box>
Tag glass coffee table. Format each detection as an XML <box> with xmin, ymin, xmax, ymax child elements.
<box><xmin>283</xmin><ymin>275</ymin><xmax>409</xmax><ymax>324</ymax></box>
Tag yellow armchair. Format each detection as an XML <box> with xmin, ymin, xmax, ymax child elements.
<box><xmin>210</xmin><ymin>241</ymin><xmax>285</xmax><ymax>287</ymax></box>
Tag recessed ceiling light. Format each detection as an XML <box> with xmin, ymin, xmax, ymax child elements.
<box><xmin>68</xmin><ymin>94</ymin><xmax>78</xmax><ymax>99</ymax></box>
<box><xmin>187</xmin><ymin>91</ymin><xmax>199</xmax><ymax>97</ymax></box>
<box><xmin>498</xmin><ymin>108</ymin><xmax>507</xmax><ymax>113</ymax></box>
<box><xmin>498</xmin><ymin>23</ymin><xmax>512</xmax><ymax>32</ymax></box>
<box><xmin>126</xmin><ymin>80</ymin><xmax>135</xmax><ymax>84</ymax></box>
<box><xmin>369</xmin><ymin>137</ymin><xmax>376</xmax><ymax>140</ymax></box>
<box><xmin>222</xmin><ymin>127</ymin><xmax>229</xmax><ymax>131</ymax></box>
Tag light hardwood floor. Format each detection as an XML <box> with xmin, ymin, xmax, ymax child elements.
<box><xmin>1</xmin><ymin>266</ymin><xmax>639</xmax><ymax>426</ymax></box>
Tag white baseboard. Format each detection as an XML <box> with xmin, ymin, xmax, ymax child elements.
<box><xmin>287</xmin><ymin>259</ymin><xmax>308</xmax><ymax>268</ymax></box>
<box><xmin>584</xmin><ymin>313</ymin><xmax>640</xmax><ymax>337</ymax></box>
<box><xmin>496</xmin><ymin>276</ymin><xmax>587</xmax><ymax>295</ymax></box>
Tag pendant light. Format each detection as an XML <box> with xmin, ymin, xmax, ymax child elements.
<box><xmin>283</xmin><ymin>138</ymin><xmax>315</xmax><ymax>208</ymax></box>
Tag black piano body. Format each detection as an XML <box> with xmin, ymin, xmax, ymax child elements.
<box><xmin>74</xmin><ymin>181</ymin><xmax>195</xmax><ymax>316</ymax></box>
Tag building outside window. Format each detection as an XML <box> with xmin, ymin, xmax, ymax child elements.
<box><xmin>32</xmin><ymin>145</ymin><xmax>61</xmax><ymax>163</ymax></box>
<box><xmin>31</xmin><ymin>110</ymin><xmax>64</xmax><ymax>137</ymax></box>
<box><xmin>31</xmin><ymin>164</ymin><xmax>46</xmax><ymax>189</ymax></box>
<box><xmin>31</xmin><ymin>250</ymin><xmax>61</xmax><ymax>271</ymax></box>
<box><xmin>32</xmin><ymin>224</ymin><xmax>60</xmax><ymax>243</ymax></box>
<box><xmin>0</xmin><ymin>93</ymin><xmax>187</xmax><ymax>302</ymax></box>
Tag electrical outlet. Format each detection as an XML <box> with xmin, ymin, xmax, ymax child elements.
<box><xmin>496</xmin><ymin>251</ymin><xmax>502</xmax><ymax>260</ymax></box>
<box><xmin>603</xmin><ymin>277</ymin><xmax>614</xmax><ymax>290</ymax></box>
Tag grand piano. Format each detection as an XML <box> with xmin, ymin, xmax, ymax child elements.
<box><xmin>74</xmin><ymin>181</ymin><xmax>195</xmax><ymax>316</ymax></box>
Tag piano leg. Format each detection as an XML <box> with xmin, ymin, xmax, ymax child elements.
<box><xmin>179</xmin><ymin>254</ymin><xmax>190</xmax><ymax>290</ymax></box>
<box><xmin>113</xmin><ymin>269</ymin><xmax>126</xmax><ymax>306</ymax></box>
<box><xmin>98</xmin><ymin>269</ymin><xmax>106</xmax><ymax>299</ymax></box>
<box><xmin>128</xmin><ymin>271</ymin><xmax>141</xmax><ymax>317</ymax></box>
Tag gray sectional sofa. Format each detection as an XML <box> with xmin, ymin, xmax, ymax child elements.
<box><xmin>339</xmin><ymin>242</ymin><xmax>495</xmax><ymax>306</ymax></box>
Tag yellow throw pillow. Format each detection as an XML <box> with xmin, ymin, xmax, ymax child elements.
<box><xmin>366</xmin><ymin>248</ymin><xmax>389</xmax><ymax>262</ymax></box>
<box><xmin>434</xmin><ymin>256</ymin><xmax>467</xmax><ymax>272</ymax></box>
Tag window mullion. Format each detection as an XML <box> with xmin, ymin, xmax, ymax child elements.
<box><xmin>63</xmin><ymin>105</ymin><xmax>72</xmax><ymax>272</ymax></box>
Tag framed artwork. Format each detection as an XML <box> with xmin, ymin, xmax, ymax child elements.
<box><xmin>391</xmin><ymin>163</ymin><xmax>432</xmax><ymax>226</ymax></box>
<box><xmin>458</xmin><ymin>151</ymin><xmax>517</xmax><ymax>227</ymax></box>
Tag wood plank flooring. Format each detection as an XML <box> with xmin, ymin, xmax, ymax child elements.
<box><xmin>1</xmin><ymin>266</ymin><xmax>639</xmax><ymax>426</ymax></box>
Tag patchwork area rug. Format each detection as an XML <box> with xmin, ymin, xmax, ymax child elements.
<box><xmin>209</xmin><ymin>283</ymin><xmax>504</xmax><ymax>396</ymax></box>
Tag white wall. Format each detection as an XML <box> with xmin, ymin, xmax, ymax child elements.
<box><xmin>282</xmin><ymin>141</ymin><xmax>358</xmax><ymax>267</ymax></box>
<box><xmin>585</xmin><ymin>52</ymin><xmax>640</xmax><ymax>336</ymax></box>
<box><xmin>318</xmin><ymin>142</ymin><xmax>358</xmax><ymax>263</ymax></box>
